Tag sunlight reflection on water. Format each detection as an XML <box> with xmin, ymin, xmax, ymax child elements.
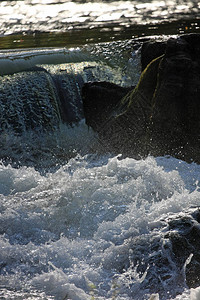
<box><xmin>0</xmin><ymin>0</ymin><xmax>199</xmax><ymax>36</ymax></box>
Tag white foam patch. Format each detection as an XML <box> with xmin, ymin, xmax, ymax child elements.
<box><xmin>0</xmin><ymin>154</ymin><xmax>200</xmax><ymax>299</ymax></box>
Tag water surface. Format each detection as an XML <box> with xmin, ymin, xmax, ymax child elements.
<box><xmin>0</xmin><ymin>0</ymin><xmax>200</xmax><ymax>48</ymax></box>
<box><xmin>1</xmin><ymin>1</ymin><xmax>200</xmax><ymax>300</ymax></box>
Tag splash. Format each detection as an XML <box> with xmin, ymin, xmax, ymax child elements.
<box><xmin>0</xmin><ymin>154</ymin><xmax>200</xmax><ymax>299</ymax></box>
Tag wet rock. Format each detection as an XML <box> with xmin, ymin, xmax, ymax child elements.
<box><xmin>141</xmin><ymin>40</ymin><xmax>166</xmax><ymax>71</ymax></box>
<box><xmin>150</xmin><ymin>34</ymin><xmax>200</xmax><ymax>162</ymax></box>
<box><xmin>82</xmin><ymin>81</ymin><xmax>133</xmax><ymax>132</ymax></box>
<box><xmin>122</xmin><ymin>208</ymin><xmax>200</xmax><ymax>298</ymax></box>
<box><xmin>165</xmin><ymin>209</ymin><xmax>200</xmax><ymax>288</ymax></box>
<box><xmin>82</xmin><ymin>54</ymin><xmax>162</xmax><ymax>158</ymax></box>
<box><xmin>82</xmin><ymin>33</ymin><xmax>200</xmax><ymax>163</ymax></box>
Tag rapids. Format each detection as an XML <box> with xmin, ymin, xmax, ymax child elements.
<box><xmin>1</xmin><ymin>146</ymin><xmax>200</xmax><ymax>299</ymax></box>
<box><xmin>0</xmin><ymin>41</ymin><xmax>199</xmax><ymax>300</ymax></box>
<box><xmin>1</xmin><ymin>0</ymin><xmax>200</xmax><ymax>299</ymax></box>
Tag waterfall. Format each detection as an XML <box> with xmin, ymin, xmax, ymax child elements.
<box><xmin>0</xmin><ymin>47</ymin><xmax>133</xmax><ymax>134</ymax></box>
<box><xmin>0</xmin><ymin>48</ymin><xmax>95</xmax><ymax>133</ymax></box>
<box><xmin>0</xmin><ymin>70</ymin><xmax>62</xmax><ymax>133</ymax></box>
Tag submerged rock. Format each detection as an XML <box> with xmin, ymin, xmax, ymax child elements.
<box><xmin>82</xmin><ymin>34</ymin><xmax>200</xmax><ymax>163</ymax></box>
<box><xmin>127</xmin><ymin>208</ymin><xmax>200</xmax><ymax>297</ymax></box>
<box><xmin>166</xmin><ymin>209</ymin><xmax>200</xmax><ymax>288</ymax></box>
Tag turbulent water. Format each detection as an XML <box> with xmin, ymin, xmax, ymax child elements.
<box><xmin>1</xmin><ymin>1</ymin><xmax>200</xmax><ymax>300</ymax></box>
<box><xmin>1</xmin><ymin>151</ymin><xmax>200</xmax><ymax>300</ymax></box>
<box><xmin>0</xmin><ymin>41</ymin><xmax>200</xmax><ymax>300</ymax></box>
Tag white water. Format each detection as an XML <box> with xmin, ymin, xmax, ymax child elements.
<box><xmin>1</xmin><ymin>138</ymin><xmax>200</xmax><ymax>299</ymax></box>
<box><xmin>0</xmin><ymin>0</ymin><xmax>200</xmax><ymax>299</ymax></box>
<box><xmin>0</xmin><ymin>43</ymin><xmax>200</xmax><ymax>300</ymax></box>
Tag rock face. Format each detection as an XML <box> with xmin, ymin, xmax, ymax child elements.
<box><xmin>150</xmin><ymin>34</ymin><xmax>200</xmax><ymax>162</ymax></box>
<box><xmin>82</xmin><ymin>34</ymin><xmax>200</xmax><ymax>163</ymax></box>
<box><xmin>82</xmin><ymin>81</ymin><xmax>133</xmax><ymax>132</ymax></box>
<box><xmin>140</xmin><ymin>39</ymin><xmax>166</xmax><ymax>71</ymax></box>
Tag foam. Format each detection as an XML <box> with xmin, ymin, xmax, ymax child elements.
<box><xmin>0</xmin><ymin>153</ymin><xmax>200</xmax><ymax>299</ymax></box>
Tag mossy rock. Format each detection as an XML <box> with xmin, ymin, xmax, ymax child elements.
<box><xmin>82</xmin><ymin>34</ymin><xmax>200</xmax><ymax>163</ymax></box>
<box><xmin>97</xmin><ymin>55</ymin><xmax>163</xmax><ymax>157</ymax></box>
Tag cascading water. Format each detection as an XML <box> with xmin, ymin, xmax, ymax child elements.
<box><xmin>0</xmin><ymin>40</ymin><xmax>200</xmax><ymax>300</ymax></box>
<box><xmin>0</xmin><ymin>42</ymin><xmax>138</xmax><ymax>134</ymax></box>
<box><xmin>0</xmin><ymin>41</ymin><xmax>140</xmax><ymax>168</ymax></box>
<box><xmin>0</xmin><ymin>70</ymin><xmax>62</xmax><ymax>132</ymax></box>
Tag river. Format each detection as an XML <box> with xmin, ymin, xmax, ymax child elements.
<box><xmin>0</xmin><ymin>1</ymin><xmax>200</xmax><ymax>300</ymax></box>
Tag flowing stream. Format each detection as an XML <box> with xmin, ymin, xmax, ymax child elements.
<box><xmin>1</xmin><ymin>1</ymin><xmax>200</xmax><ymax>300</ymax></box>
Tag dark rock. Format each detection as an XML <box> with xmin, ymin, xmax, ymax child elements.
<box><xmin>82</xmin><ymin>81</ymin><xmax>133</xmax><ymax>132</ymax></box>
<box><xmin>82</xmin><ymin>33</ymin><xmax>200</xmax><ymax>163</ymax></box>
<box><xmin>150</xmin><ymin>34</ymin><xmax>200</xmax><ymax>162</ymax></box>
<box><xmin>165</xmin><ymin>209</ymin><xmax>200</xmax><ymax>288</ymax></box>
<box><xmin>118</xmin><ymin>208</ymin><xmax>200</xmax><ymax>298</ymax></box>
<box><xmin>141</xmin><ymin>40</ymin><xmax>167</xmax><ymax>70</ymax></box>
<box><xmin>83</xmin><ymin>55</ymin><xmax>162</xmax><ymax>158</ymax></box>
